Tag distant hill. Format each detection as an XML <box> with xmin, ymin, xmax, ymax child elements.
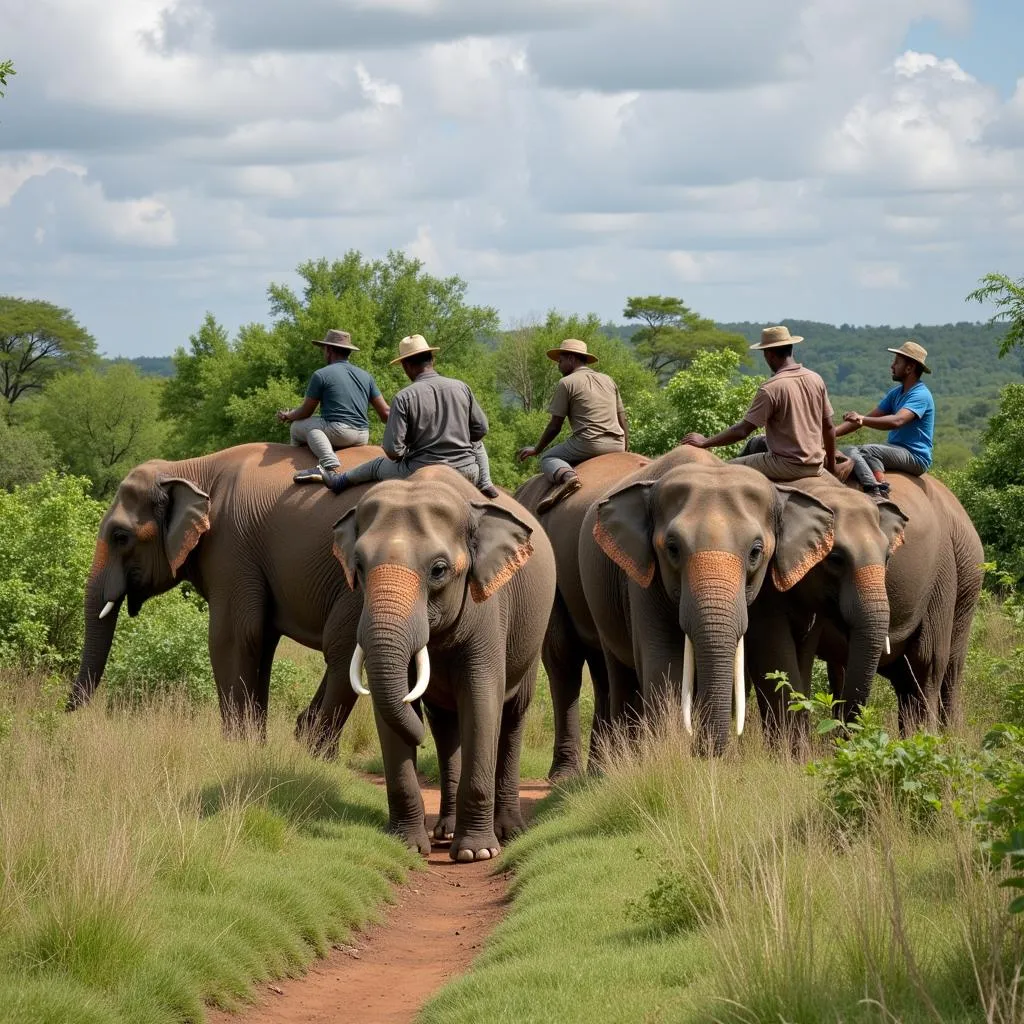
<box><xmin>104</xmin><ymin>356</ymin><xmax>176</xmax><ymax>377</ymax></box>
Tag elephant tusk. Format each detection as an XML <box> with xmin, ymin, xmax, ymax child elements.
<box><xmin>681</xmin><ymin>634</ymin><xmax>694</xmax><ymax>735</ymax></box>
<box><xmin>349</xmin><ymin>645</ymin><xmax>370</xmax><ymax>697</ymax></box>
<box><xmin>404</xmin><ymin>647</ymin><xmax>430</xmax><ymax>704</ymax></box>
<box><xmin>734</xmin><ymin>639</ymin><xmax>746</xmax><ymax>737</ymax></box>
<box><xmin>98</xmin><ymin>601</ymin><xmax>116</xmax><ymax>620</ymax></box>
<box><xmin>885</xmin><ymin>635</ymin><xmax>891</xmax><ymax>656</ymax></box>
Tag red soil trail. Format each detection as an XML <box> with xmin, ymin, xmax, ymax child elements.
<box><xmin>207</xmin><ymin>777</ymin><xmax>550</xmax><ymax>1024</ymax></box>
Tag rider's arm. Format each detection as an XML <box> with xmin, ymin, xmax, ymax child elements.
<box><xmin>382</xmin><ymin>395</ymin><xmax>407</xmax><ymax>461</ymax></box>
<box><xmin>371</xmin><ymin>395</ymin><xmax>390</xmax><ymax>423</ymax></box>
<box><xmin>616</xmin><ymin>395</ymin><xmax>629</xmax><ymax>451</ymax></box>
<box><xmin>279</xmin><ymin>396</ymin><xmax>318</xmax><ymax>422</ymax></box>
<box><xmin>822</xmin><ymin>415</ymin><xmax>836</xmax><ymax>475</ymax></box>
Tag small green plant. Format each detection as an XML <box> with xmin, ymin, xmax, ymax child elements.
<box><xmin>625</xmin><ymin>845</ymin><xmax>715</xmax><ymax>935</ymax></box>
<box><xmin>974</xmin><ymin>725</ymin><xmax>1024</xmax><ymax>913</ymax></box>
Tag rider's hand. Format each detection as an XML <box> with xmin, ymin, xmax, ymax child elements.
<box><xmin>681</xmin><ymin>433</ymin><xmax>707</xmax><ymax>448</ymax></box>
<box><xmin>517</xmin><ymin>446</ymin><xmax>538</xmax><ymax>462</ymax></box>
<box><xmin>843</xmin><ymin>411</ymin><xmax>863</xmax><ymax>426</ymax></box>
<box><xmin>276</xmin><ymin>409</ymin><xmax>290</xmax><ymax>423</ymax></box>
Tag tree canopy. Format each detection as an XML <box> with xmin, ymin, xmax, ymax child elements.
<box><xmin>0</xmin><ymin>297</ymin><xmax>96</xmax><ymax>412</ymax></box>
<box><xmin>0</xmin><ymin>60</ymin><xmax>14</xmax><ymax>98</ymax></box>
<box><xmin>623</xmin><ymin>295</ymin><xmax>747</xmax><ymax>381</ymax></box>
<box><xmin>968</xmin><ymin>273</ymin><xmax>1024</xmax><ymax>358</ymax></box>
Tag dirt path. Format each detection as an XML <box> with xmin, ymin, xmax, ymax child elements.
<box><xmin>208</xmin><ymin>777</ymin><xmax>549</xmax><ymax>1024</ymax></box>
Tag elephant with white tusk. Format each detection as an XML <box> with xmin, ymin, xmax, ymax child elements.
<box><xmin>329</xmin><ymin>466</ymin><xmax>556</xmax><ymax>862</ymax></box>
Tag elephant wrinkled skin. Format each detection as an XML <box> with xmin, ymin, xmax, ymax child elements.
<box><xmin>70</xmin><ymin>442</ymin><xmax>383</xmax><ymax>748</ymax></box>
<box><xmin>331</xmin><ymin>466</ymin><xmax>556</xmax><ymax>861</ymax></box>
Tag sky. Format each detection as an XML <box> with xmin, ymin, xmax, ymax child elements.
<box><xmin>1</xmin><ymin>0</ymin><xmax>1023</xmax><ymax>358</ymax></box>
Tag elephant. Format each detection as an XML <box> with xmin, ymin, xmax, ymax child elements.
<box><xmin>70</xmin><ymin>442</ymin><xmax>383</xmax><ymax>748</ymax></box>
<box><xmin>515</xmin><ymin>452</ymin><xmax>651</xmax><ymax>781</ymax></box>
<box><xmin>330</xmin><ymin>466</ymin><xmax>556</xmax><ymax>861</ymax></box>
<box><xmin>579</xmin><ymin>446</ymin><xmax>839</xmax><ymax>755</ymax></box>
<box><xmin>819</xmin><ymin>473</ymin><xmax>982</xmax><ymax>732</ymax></box>
<box><xmin>744</xmin><ymin>473</ymin><xmax>909</xmax><ymax>743</ymax></box>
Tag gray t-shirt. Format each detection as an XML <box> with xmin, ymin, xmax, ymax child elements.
<box><xmin>305</xmin><ymin>361</ymin><xmax>381</xmax><ymax>430</ymax></box>
<box><xmin>383</xmin><ymin>369</ymin><xmax>488</xmax><ymax>470</ymax></box>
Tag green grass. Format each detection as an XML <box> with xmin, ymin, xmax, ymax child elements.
<box><xmin>421</xmin><ymin>603</ymin><xmax>1024</xmax><ymax>1024</ymax></box>
<box><xmin>0</xmin><ymin>672</ymin><xmax>417</xmax><ymax>1024</ymax></box>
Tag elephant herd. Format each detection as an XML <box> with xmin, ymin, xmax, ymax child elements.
<box><xmin>68</xmin><ymin>440</ymin><xmax>983</xmax><ymax>861</ymax></box>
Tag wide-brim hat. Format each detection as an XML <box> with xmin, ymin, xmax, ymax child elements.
<box><xmin>313</xmin><ymin>328</ymin><xmax>359</xmax><ymax>352</ymax></box>
<box><xmin>887</xmin><ymin>340</ymin><xmax>931</xmax><ymax>373</ymax></box>
<box><xmin>390</xmin><ymin>333</ymin><xmax>440</xmax><ymax>365</ymax></box>
<box><xmin>750</xmin><ymin>325</ymin><xmax>804</xmax><ymax>350</ymax></box>
<box><xmin>547</xmin><ymin>338</ymin><xmax>598</xmax><ymax>364</ymax></box>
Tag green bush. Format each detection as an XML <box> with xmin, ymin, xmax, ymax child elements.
<box><xmin>974</xmin><ymin>725</ymin><xmax>1024</xmax><ymax>913</ymax></box>
<box><xmin>0</xmin><ymin>474</ymin><xmax>103</xmax><ymax>669</ymax></box>
<box><xmin>104</xmin><ymin>589</ymin><xmax>214</xmax><ymax>708</ymax></box>
<box><xmin>0</xmin><ymin>418</ymin><xmax>61</xmax><ymax>491</ymax></box>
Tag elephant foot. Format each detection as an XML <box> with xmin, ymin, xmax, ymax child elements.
<box><xmin>493</xmin><ymin>808</ymin><xmax>525</xmax><ymax>844</ymax></box>
<box><xmin>547</xmin><ymin>756</ymin><xmax>583</xmax><ymax>785</ymax></box>
<box><xmin>432</xmin><ymin>814</ymin><xmax>456</xmax><ymax>843</ymax></box>
<box><xmin>450</xmin><ymin>833</ymin><xmax>501</xmax><ymax>863</ymax></box>
<box><xmin>390</xmin><ymin>824</ymin><xmax>431</xmax><ymax>857</ymax></box>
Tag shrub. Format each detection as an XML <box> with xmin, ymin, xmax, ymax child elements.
<box><xmin>975</xmin><ymin>725</ymin><xmax>1024</xmax><ymax>913</ymax></box>
<box><xmin>0</xmin><ymin>474</ymin><xmax>103</xmax><ymax>670</ymax></box>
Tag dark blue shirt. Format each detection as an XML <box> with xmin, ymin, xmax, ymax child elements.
<box><xmin>878</xmin><ymin>381</ymin><xmax>934</xmax><ymax>469</ymax></box>
<box><xmin>305</xmin><ymin>361</ymin><xmax>381</xmax><ymax>430</ymax></box>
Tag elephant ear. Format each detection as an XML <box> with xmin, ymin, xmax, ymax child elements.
<box><xmin>592</xmin><ymin>481</ymin><xmax>655</xmax><ymax>587</ymax></box>
<box><xmin>332</xmin><ymin>508</ymin><xmax>359</xmax><ymax>590</ymax></box>
<box><xmin>771</xmin><ymin>487</ymin><xmax>836</xmax><ymax>592</ymax></box>
<box><xmin>469</xmin><ymin>502</ymin><xmax>534</xmax><ymax>603</ymax></box>
<box><xmin>160</xmin><ymin>478</ymin><xmax>211</xmax><ymax>578</ymax></box>
<box><xmin>877</xmin><ymin>500</ymin><xmax>909</xmax><ymax>556</ymax></box>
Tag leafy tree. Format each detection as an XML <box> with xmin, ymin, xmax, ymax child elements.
<box><xmin>968</xmin><ymin>272</ymin><xmax>1024</xmax><ymax>358</ymax></box>
<box><xmin>0</xmin><ymin>60</ymin><xmax>14</xmax><ymax>98</ymax></box>
<box><xmin>34</xmin><ymin>364</ymin><xmax>166</xmax><ymax>497</ymax></box>
<box><xmin>630</xmin><ymin>349</ymin><xmax>764</xmax><ymax>459</ymax></box>
<box><xmin>0</xmin><ymin>419</ymin><xmax>60</xmax><ymax>490</ymax></box>
<box><xmin>623</xmin><ymin>295</ymin><xmax>747</xmax><ymax>381</ymax></box>
<box><xmin>0</xmin><ymin>297</ymin><xmax>96</xmax><ymax>412</ymax></box>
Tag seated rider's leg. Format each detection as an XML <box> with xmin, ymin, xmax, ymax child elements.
<box><xmin>292</xmin><ymin>417</ymin><xmax>341</xmax><ymax>481</ymax></box>
<box><xmin>322</xmin><ymin>456</ymin><xmax>408</xmax><ymax>494</ymax></box>
<box><xmin>840</xmin><ymin>446</ymin><xmax>880</xmax><ymax>492</ymax></box>
<box><xmin>323</xmin><ymin>422</ymin><xmax>370</xmax><ymax>453</ymax></box>
<box><xmin>728</xmin><ymin>452</ymin><xmax>823</xmax><ymax>482</ymax></box>
<box><xmin>738</xmin><ymin>434</ymin><xmax>769</xmax><ymax>458</ymax></box>
<box><xmin>289</xmin><ymin>416</ymin><xmax>322</xmax><ymax>448</ymax></box>
<box><xmin>868</xmin><ymin>443</ymin><xmax>927</xmax><ymax>478</ymax></box>
<box><xmin>472</xmin><ymin>441</ymin><xmax>500</xmax><ymax>499</ymax></box>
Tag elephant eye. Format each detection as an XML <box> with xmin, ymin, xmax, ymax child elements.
<box><xmin>748</xmin><ymin>539</ymin><xmax>764</xmax><ymax>566</ymax></box>
<box><xmin>110</xmin><ymin>526</ymin><xmax>132</xmax><ymax>547</ymax></box>
<box><xmin>429</xmin><ymin>560</ymin><xmax>450</xmax><ymax>583</ymax></box>
<box><xmin>664</xmin><ymin>537</ymin><xmax>680</xmax><ymax>560</ymax></box>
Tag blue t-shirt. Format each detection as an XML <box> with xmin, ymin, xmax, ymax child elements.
<box><xmin>878</xmin><ymin>381</ymin><xmax>934</xmax><ymax>469</ymax></box>
<box><xmin>305</xmin><ymin>361</ymin><xmax>381</xmax><ymax>430</ymax></box>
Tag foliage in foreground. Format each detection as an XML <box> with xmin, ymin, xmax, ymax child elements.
<box><xmin>0</xmin><ymin>683</ymin><xmax>415</xmax><ymax>1024</ymax></box>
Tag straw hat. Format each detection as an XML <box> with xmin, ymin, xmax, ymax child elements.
<box><xmin>886</xmin><ymin>340</ymin><xmax>931</xmax><ymax>373</ymax></box>
<box><xmin>390</xmin><ymin>333</ymin><xmax>440</xmax><ymax>365</ymax></box>
<box><xmin>749</xmin><ymin>325</ymin><xmax>804</xmax><ymax>351</ymax></box>
<box><xmin>546</xmin><ymin>338</ymin><xmax>598</xmax><ymax>364</ymax></box>
<box><xmin>312</xmin><ymin>328</ymin><xmax>359</xmax><ymax>352</ymax></box>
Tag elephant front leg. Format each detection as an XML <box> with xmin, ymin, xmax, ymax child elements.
<box><xmin>451</xmin><ymin>664</ymin><xmax>503</xmax><ymax>863</ymax></box>
<box><xmin>542</xmin><ymin>596</ymin><xmax>586</xmax><ymax>782</ymax></box>
<box><xmin>208</xmin><ymin>600</ymin><xmax>270</xmax><ymax>740</ymax></box>
<box><xmin>373</xmin><ymin>703</ymin><xmax>430</xmax><ymax>856</ymax></box>
<box><xmin>424</xmin><ymin>701</ymin><xmax>461</xmax><ymax>843</ymax></box>
<box><xmin>493</xmin><ymin>671</ymin><xmax>535</xmax><ymax>843</ymax></box>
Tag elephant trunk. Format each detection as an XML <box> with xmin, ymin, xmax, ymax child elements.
<box><xmin>838</xmin><ymin>564</ymin><xmax>890</xmax><ymax>722</ymax></box>
<box><xmin>681</xmin><ymin>551</ymin><xmax>746</xmax><ymax>756</ymax></box>
<box><xmin>361</xmin><ymin>621</ymin><xmax>428</xmax><ymax>747</ymax></box>
<box><xmin>68</xmin><ymin>571</ymin><xmax>122</xmax><ymax>710</ymax></box>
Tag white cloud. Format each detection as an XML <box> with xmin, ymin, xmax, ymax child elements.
<box><xmin>0</xmin><ymin>0</ymin><xmax>1020</xmax><ymax>355</ymax></box>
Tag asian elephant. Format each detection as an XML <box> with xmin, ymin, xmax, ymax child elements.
<box><xmin>820</xmin><ymin>473</ymin><xmax>983</xmax><ymax>732</ymax></box>
<box><xmin>69</xmin><ymin>442</ymin><xmax>383</xmax><ymax>747</ymax></box>
<box><xmin>745</xmin><ymin>474</ymin><xmax>908</xmax><ymax>742</ymax></box>
<box><xmin>330</xmin><ymin>466</ymin><xmax>556</xmax><ymax>861</ymax></box>
<box><xmin>579</xmin><ymin>447</ymin><xmax>838</xmax><ymax>756</ymax></box>
<box><xmin>515</xmin><ymin>452</ymin><xmax>652</xmax><ymax>781</ymax></box>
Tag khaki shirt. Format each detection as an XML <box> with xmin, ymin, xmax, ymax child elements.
<box><xmin>383</xmin><ymin>369</ymin><xmax>488</xmax><ymax>471</ymax></box>
<box><xmin>548</xmin><ymin>367</ymin><xmax>625</xmax><ymax>443</ymax></box>
<box><xmin>743</xmin><ymin>364</ymin><xmax>833</xmax><ymax>466</ymax></box>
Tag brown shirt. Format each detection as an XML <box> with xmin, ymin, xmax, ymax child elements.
<box><xmin>743</xmin><ymin>364</ymin><xmax>833</xmax><ymax>466</ymax></box>
<box><xmin>548</xmin><ymin>367</ymin><xmax>625</xmax><ymax>443</ymax></box>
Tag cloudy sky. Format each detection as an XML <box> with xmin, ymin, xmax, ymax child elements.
<box><xmin>1</xmin><ymin>0</ymin><xmax>1023</xmax><ymax>357</ymax></box>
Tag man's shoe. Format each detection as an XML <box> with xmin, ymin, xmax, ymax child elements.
<box><xmin>322</xmin><ymin>470</ymin><xmax>351</xmax><ymax>494</ymax></box>
<box><xmin>480</xmin><ymin>484</ymin><xmax>500</xmax><ymax>499</ymax></box>
<box><xmin>537</xmin><ymin>473</ymin><xmax>581</xmax><ymax>515</ymax></box>
<box><xmin>293</xmin><ymin>466</ymin><xmax>326</xmax><ymax>484</ymax></box>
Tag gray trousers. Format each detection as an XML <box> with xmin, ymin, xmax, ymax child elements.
<box><xmin>290</xmin><ymin>417</ymin><xmax>369</xmax><ymax>470</ymax></box>
<box><xmin>343</xmin><ymin>441</ymin><xmax>492</xmax><ymax>490</ymax></box>
<box><xmin>729</xmin><ymin>434</ymin><xmax>824</xmax><ymax>482</ymax></box>
<box><xmin>540</xmin><ymin>436</ymin><xmax>625</xmax><ymax>483</ymax></box>
<box><xmin>842</xmin><ymin>443</ymin><xmax>926</xmax><ymax>488</ymax></box>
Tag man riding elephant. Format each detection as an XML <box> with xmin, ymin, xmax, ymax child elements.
<box><xmin>294</xmin><ymin>334</ymin><xmax>500</xmax><ymax>499</ymax></box>
<box><xmin>517</xmin><ymin>338</ymin><xmax>628</xmax><ymax>514</ymax></box>
<box><xmin>282</xmin><ymin>328</ymin><xmax>390</xmax><ymax>482</ymax></box>
<box><xmin>835</xmin><ymin>340</ymin><xmax>935</xmax><ymax>499</ymax></box>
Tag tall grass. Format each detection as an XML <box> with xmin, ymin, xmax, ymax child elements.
<box><xmin>0</xmin><ymin>670</ymin><xmax>416</xmax><ymax>1024</ymax></box>
<box><xmin>422</xmin><ymin>606</ymin><xmax>1024</xmax><ymax>1024</ymax></box>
